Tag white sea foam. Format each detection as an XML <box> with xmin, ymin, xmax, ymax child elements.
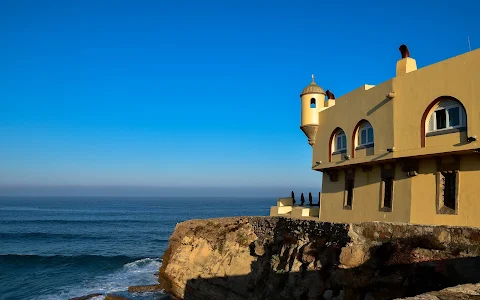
<box><xmin>34</xmin><ymin>257</ymin><xmax>163</xmax><ymax>300</ymax></box>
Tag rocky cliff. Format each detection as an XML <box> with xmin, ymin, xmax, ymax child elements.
<box><xmin>159</xmin><ymin>217</ymin><xmax>480</xmax><ymax>300</ymax></box>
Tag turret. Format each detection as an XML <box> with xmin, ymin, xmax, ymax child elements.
<box><xmin>300</xmin><ymin>75</ymin><xmax>326</xmax><ymax>147</ymax></box>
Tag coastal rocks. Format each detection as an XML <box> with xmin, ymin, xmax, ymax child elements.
<box><xmin>69</xmin><ymin>294</ymin><xmax>103</xmax><ymax>300</ymax></box>
<box><xmin>104</xmin><ymin>294</ymin><xmax>132</xmax><ymax>300</ymax></box>
<box><xmin>159</xmin><ymin>217</ymin><xmax>480</xmax><ymax>300</ymax></box>
<box><xmin>127</xmin><ymin>284</ymin><xmax>163</xmax><ymax>293</ymax></box>
<box><xmin>397</xmin><ymin>283</ymin><xmax>480</xmax><ymax>299</ymax></box>
<box><xmin>159</xmin><ymin>218</ymin><xmax>257</xmax><ymax>299</ymax></box>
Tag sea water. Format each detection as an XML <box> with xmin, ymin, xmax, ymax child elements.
<box><xmin>0</xmin><ymin>197</ymin><xmax>273</xmax><ymax>300</ymax></box>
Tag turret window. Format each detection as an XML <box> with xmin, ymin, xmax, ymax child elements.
<box><xmin>310</xmin><ymin>98</ymin><xmax>316</xmax><ymax>108</ymax></box>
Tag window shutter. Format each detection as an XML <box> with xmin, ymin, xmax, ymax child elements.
<box><xmin>437</xmin><ymin>100</ymin><xmax>457</xmax><ymax>109</ymax></box>
<box><xmin>428</xmin><ymin>113</ymin><xmax>435</xmax><ymax>132</ymax></box>
<box><xmin>435</xmin><ymin>99</ymin><xmax>466</xmax><ymax>127</ymax></box>
<box><xmin>461</xmin><ymin>107</ymin><xmax>467</xmax><ymax>126</ymax></box>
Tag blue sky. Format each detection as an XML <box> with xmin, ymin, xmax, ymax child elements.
<box><xmin>0</xmin><ymin>0</ymin><xmax>479</xmax><ymax>193</ymax></box>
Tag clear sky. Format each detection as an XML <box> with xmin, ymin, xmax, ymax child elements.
<box><xmin>1</xmin><ymin>0</ymin><xmax>479</xmax><ymax>194</ymax></box>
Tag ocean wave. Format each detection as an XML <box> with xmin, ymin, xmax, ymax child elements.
<box><xmin>0</xmin><ymin>254</ymin><xmax>141</xmax><ymax>270</ymax></box>
<box><xmin>32</xmin><ymin>257</ymin><xmax>163</xmax><ymax>300</ymax></box>
<box><xmin>124</xmin><ymin>257</ymin><xmax>160</xmax><ymax>269</ymax></box>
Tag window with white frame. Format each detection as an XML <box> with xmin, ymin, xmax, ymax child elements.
<box><xmin>427</xmin><ymin>100</ymin><xmax>466</xmax><ymax>133</ymax></box>
<box><xmin>335</xmin><ymin>130</ymin><xmax>347</xmax><ymax>152</ymax></box>
<box><xmin>358</xmin><ymin>122</ymin><xmax>374</xmax><ymax>146</ymax></box>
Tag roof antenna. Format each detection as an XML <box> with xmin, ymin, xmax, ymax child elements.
<box><xmin>468</xmin><ymin>36</ymin><xmax>472</xmax><ymax>51</ymax></box>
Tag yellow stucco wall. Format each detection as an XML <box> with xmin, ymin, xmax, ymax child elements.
<box><xmin>319</xmin><ymin>164</ymin><xmax>412</xmax><ymax>223</ymax></box>
<box><xmin>392</xmin><ymin>49</ymin><xmax>480</xmax><ymax>154</ymax></box>
<box><xmin>354</xmin><ymin>146</ymin><xmax>374</xmax><ymax>159</ymax></box>
<box><xmin>307</xmin><ymin>48</ymin><xmax>480</xmax><ymax>226</ymax></box>
<box><xmin>410</xmin><ymin>155</ymin><xmax>480</xmax><ymax>227</ymax></box>
<box><xmin>312</xmin><ymin>49</ymin><xmax>480</xmax><ymax>171</ymax></box>
<box><xmin>425</xmin><ymin>131</ymin><xmax>467</xmax><ymax>148</ymax></box>
<box><xmin>300</xmin><ymin>92</ymin><xmax>326</xmax><ymax>127</ymax></box>
<box><xmin>331</xmin><ymin>152</ymin><xmax>345</xmax><ymax>163</ymax></box>
<box><xmin>312</xmin><ymin>81</ymin><xmax>394</xmax><ymax>166</ymax></box>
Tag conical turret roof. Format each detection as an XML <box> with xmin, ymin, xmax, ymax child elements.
<box><xmin>300</xmin><ymin>75</ymin><xmax>325</xmax><ymax>96</ymax></box>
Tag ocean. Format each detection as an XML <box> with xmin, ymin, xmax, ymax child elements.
<box><xmin>0</xmin><ymin>196</ymin><xmax>274</xmax><ymax>300</ymax></box>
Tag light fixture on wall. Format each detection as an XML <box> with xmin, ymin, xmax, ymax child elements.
<box><xmin>312</xmin><ymin>161</ymin><xmax>322</xmax><ymax>168</ymax></box>
<box><xmin>407</xmin><ymin>170</ymin><xmax>418</xmax><ymax>177</ymax></box>
<box><xmin>386</xmin><ymin>92</ymin><xmax>396</xmax><ymax>98</ymax></box>
<box><xmin>467</xmin><ymin>135</ymin><xmax>477</xmax><ymax>143</ymax></box>
<box><xmin>387</xmin><ymin>147</ymin><xmax>395</xmax><ymax>153</ymax></box>
<box><xmin>344</xmin><ymin>154</ymin><xmax>350</xmax><ymax>160</ymax></box>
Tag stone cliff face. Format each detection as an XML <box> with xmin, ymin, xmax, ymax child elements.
<box><xmin>159</xmin><ymin>217</ymin><xmax>480</xmax><ymax>300</ymax></box>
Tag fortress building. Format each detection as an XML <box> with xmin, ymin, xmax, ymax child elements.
<box><xmin>271</xmin><ymin>45</ymin><xmax>480</xmax><ymax>227</ymax></box>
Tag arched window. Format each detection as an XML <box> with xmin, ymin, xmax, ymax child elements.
<box><xmin>358</xmin><ymin>121</ymin><xmax>374</xmax><ymax>147</ymax></box>
<box><xmin>334</xmin><ymin>130</ymin><xmax>347</xmax><ymax>152</ymax></box>
<box><xmin>310</xmin><ymin>98</ymin><xmax>316</xmax><ymax>108</ymax></box>
<box><xmin>427</xmin><ymin>100</ymin><xmax>466</xmax><ymax>133</ymax></box>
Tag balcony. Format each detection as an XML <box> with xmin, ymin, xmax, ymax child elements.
<box><xmin>269</xmin><ymin>196</ymin><xmax>320</xmax><ymax>220</ymax></box>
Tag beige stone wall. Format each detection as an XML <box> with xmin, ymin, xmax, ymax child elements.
<box><xmin>410</xmin><ymin>154</ymin><xmax>480</xmax><ymax>227</ymax></box>
<box><xmin>319</xmin><ymin>164</ymin><xmax>411</xmax><ymax>223</ymax></box>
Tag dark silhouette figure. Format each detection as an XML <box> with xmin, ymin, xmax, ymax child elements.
<box><xmin>300</xmin><ymin>193</ymin><xmax>305</xmax><ymax>206</ymax></box>
<box><xmin>308</xmin><ymin>192</ymin><xmax>313</xmax><ymax>206</ymax></box>
<box><xmin>291</xmin><ymin>191</ymin><xmax>296</xmax><ymax>205</ymax></box>
<box><xmin>326</xmin><ymin>90</ymin><xmax>335</xmax><ymax>100</ymax></box>
<box><xmin>399</xmin><ymin>44</ymin><xmax>410</xmax><ymax>58</ymax></box>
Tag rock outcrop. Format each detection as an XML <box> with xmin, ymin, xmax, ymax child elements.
<box><xmin>127</xmin><ymin>284</ymin><xmax>163</xmax><ymax>293</ymax></box>
<box><xmin>69</xmin><ymin>294</ymin><xmax>103</xmax><ymax>300</ymax></box>
<box><xmin>398</xmin><ymin>283</ymin><xmax>480</xmax><ymax>299</ymax></box>
<box><xmin>159</xmin><ymin>217</ymin><xmax>480</xmax><ymax>300</ymax></box>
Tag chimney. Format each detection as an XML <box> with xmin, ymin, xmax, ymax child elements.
<box><xmin>396</xmin><ymin>44</ymin><xmax>417</xmax><ymax>76</ymax></box>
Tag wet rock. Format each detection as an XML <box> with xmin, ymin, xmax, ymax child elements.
<box><xmin>69</xmin><ymin>294</ymin><xmax>102</xmax><ymax>300</ymax></box>
<box><xmin>127</xmin><ymin>284</ymin><xmax>163</xmax><ymax>293</ymax></box>
<box><xmin>104</xmin><ymin>294</ymin><xmax>132</xmax><ymax>300</ymax></box>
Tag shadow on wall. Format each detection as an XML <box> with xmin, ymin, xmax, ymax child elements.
<box><xmin>179</xmin><ymin>218</ymin><xmax>480</xmax><ymax>300</ymax></box>
<box><xmin>367</xmin><ymin>97</ymin><xmax>391</xmax><ymax>116</ymax></box>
